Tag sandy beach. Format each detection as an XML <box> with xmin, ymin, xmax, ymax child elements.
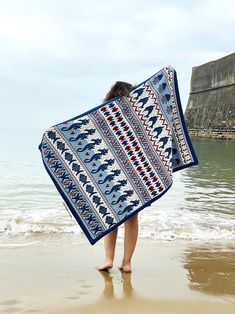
<box><xmin>0</xmin><ymin>235</ymin><xmax>234</xmax><ymax>313</ymax></box>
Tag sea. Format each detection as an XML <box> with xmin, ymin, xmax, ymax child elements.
<box><xmin>0</xmin><ymin>128</ymin><xmax>235</xmax><ymax>247</ymax></box>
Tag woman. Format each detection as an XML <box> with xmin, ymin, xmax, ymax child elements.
<box><xmin>98</xmin><ymin>81</ymin><xmax>139</xmax><ymax>273</ymax></box>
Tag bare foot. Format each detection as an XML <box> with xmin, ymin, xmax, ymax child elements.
<box><xmin>97</xmin><ymin>261</ymin><xmax>113</xmax><ymax>271</ymax></box>
<box><xmin>118</xmin><ymin>263</ymin><xmax>132</xmax><ymax>273</ymax></box>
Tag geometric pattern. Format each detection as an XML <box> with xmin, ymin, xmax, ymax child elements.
<box><xmin>38</xmin><ymin>66</ymin><xmax>199</xmax><ymax>245</ymax></box>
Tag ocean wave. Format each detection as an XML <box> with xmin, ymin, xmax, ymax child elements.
<box><xmin>0</xmin><ymin>210</ymin><xmax>234</xmax><ymax>242</ymax></box>
<box><xmin>0</xmin><ymin>217</ymin><xmax>81</xmax><ymax>235</ymax></box>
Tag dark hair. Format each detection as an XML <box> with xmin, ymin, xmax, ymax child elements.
<box><xmin>104</xmin><ymin>81</ymin><xmax>133</xmax><ymax>101</ymax></box>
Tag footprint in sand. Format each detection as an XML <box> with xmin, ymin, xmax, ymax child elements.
<box><xmin>80</xmin><ymin>284</ymin><xmax>93</xmax><ymax>288</ymax></box>
<box><xmin>78</xmin><ymin>291</ymin><xmax>90</xmax><ymax>295</ymax></box>
<box><xmin>65</xmin><ymin>296</ymin><xmax>80</xmax><ymax>300</ymax></box>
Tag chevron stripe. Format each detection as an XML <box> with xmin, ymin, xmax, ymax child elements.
<box><xmin>111</xmin><ymin>105</ymin><xmax>166</xmax><ymax>193</ymax></box>
<box><xmin>90</xmin><ymin>110</ymin><xmax>152</xmax><ymax>202</ymax></box>
<box><xmin>163</xmin><ymin>67</ymin><xmax>193</xmax><ymax>164</ymax></box>
<box><xmin>117</xmin><ymin>97</ymin><xmax>172</xmax><ymax>188</ymax></box>
<box><xmin>129</xmin><ymin>84</ymin><xmax>172</xmax><ymax>175</ymax></box>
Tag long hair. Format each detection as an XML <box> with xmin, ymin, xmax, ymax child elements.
<box><xmin>103</xmin><ymin>81</ymin><xmax>133</xmax><ymax>102</ymax></box>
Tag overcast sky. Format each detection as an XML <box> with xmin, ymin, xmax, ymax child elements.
<box><xmin>1</xmin><ymin>0</ymin><xmax>235</xmax><ymax>132</ymax></box>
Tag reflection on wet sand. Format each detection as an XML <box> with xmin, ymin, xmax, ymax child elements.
<box><xmin>99</xmin><ymin>269</ymin><xmax>134</xmax><ymax>299</ymax></box>
<box><xmin>61</xmin><ymin>264</ymin><xmax>235</xmax><ymax>314</ymax></box>
<box><xmin>182</xmin><ymin>243</ymin><xmax>235</xmax><ymax>298</ymax></box>
<box><xmin>1</xmin><ymin>238</ymin><xmax>235</xmax><ymax>314</ymax></box>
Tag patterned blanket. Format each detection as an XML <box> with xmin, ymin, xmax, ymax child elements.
<box><xmin>38</xmin><ymin>66</ymin><xmax>198</xmax><ymax>245</ymax></box>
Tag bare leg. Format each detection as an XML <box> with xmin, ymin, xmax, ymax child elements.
<box><xmin>119</xmin><ymin>213</ymin><xmax>138</xmax><ymax>272</ymax></box>
<box><xmin>97</xmin><ymin>227</ymin><xmax>118</xmax><ymax>270</ymax></box>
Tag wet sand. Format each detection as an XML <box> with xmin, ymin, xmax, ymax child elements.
<box><xmin>0</xmin><ymin>236</ymin><xmax>234</xmax><ymax>313</ymax></box>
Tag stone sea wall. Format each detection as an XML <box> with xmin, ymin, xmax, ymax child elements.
<box><xmin>185</xmin><ymin>53</ymin><xmax>235</xmax><ymax>140</ymax></box>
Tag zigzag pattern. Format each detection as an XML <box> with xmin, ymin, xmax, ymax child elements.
<box><xmin>104</xmin><ymin>104</ymin><xmax>166</xmax><ymax>194</ymax></box>
<box><xmin>90</xmin><ymin>110</ymin><xmax>151</xmax><ymax>202</ymax></box>
<box><xmin>163</xmin><ymin>67</ymin><xmax>192</xmax><ymax>164</ymax></box>
<box><xmin>118</xmin><ymin>97</ymin><xmax>172</xmax><ymax>187</ymax></box>
<box><xmin>129</xmin><ymin>83</ymin><xmax>172</xmax><ymax>174</ymax></box>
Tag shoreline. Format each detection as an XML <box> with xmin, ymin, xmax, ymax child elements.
<box><xmin>0</xmin><ymin>237</ymin><xmax>234</xmax><ymax>313</ymax></box>
<box><xmin>188</xmin><ymin>129</ymin><xmax>235</xmax><ymax>140</ymax></box>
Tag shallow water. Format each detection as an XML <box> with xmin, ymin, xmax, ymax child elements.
<box><xmin>0</xmin><ymin>128</ymin><xmax>235</xmax><ymax>246</ymax></box>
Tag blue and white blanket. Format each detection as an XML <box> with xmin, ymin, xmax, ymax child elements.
<box><xmin>38</xmin><ymin>66</ymin><xmax>198</xmax><ymax>245</ymax></box>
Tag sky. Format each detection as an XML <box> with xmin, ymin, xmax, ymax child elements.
<box><xmin>0</xmin><ymin>0</ymin><xmax>235</xmax><ymax>132</ymax></box>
